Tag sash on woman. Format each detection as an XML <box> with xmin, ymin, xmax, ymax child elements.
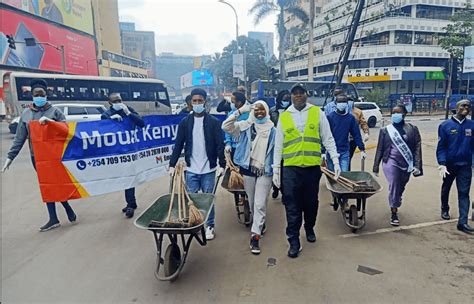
<box><xmin>386</xmin><ymin>124</ymin><xmax>414</xmax><ymax>172</ymax></box>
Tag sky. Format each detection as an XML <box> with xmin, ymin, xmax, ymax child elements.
<box><xmin>117</xmin><ymin>0</ymin><xmax>278</xmax><ymax>56</ymax></box>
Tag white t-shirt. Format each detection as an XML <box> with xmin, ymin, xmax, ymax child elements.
<box><xmin>187</xmin><ymin>116</ymin><xmax>215</xmax><ymax>174</ymax></box>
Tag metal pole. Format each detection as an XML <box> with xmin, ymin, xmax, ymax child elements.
<box><xmin>336</xmin><ymin>0</ymin><xmax>366</xmax><ymax>86</ymax></box>
<box><xmin>60</xmin><ymin>45</ymin><xmax>66</xmax><ymax>74</ymax></box>
<box><xmin>219</xmin><ymin>0</ymin><xmax>240</xmax><ymax>86</ymax></box>
<box><xmin>444</xmin><ymin>55</ymin><xmax>453</xmax><ymax>120</ymax></box>
<box><xmin>308</xmin><ymin>0</ymin><xmax>315</xmax><ymax>81</ymax></box>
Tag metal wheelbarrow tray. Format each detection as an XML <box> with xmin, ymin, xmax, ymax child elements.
<box><xmin>324</xmin><ymin>171</ymin><xmax>383</xmax><ymax>233</ymax></box>
<box><xmin>134</xmin><ymin>192</ymin><xmax>214</xmax><ymax>282</ymax></box>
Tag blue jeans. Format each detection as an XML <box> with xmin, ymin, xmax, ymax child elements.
<box><xmin>441</xmin><ymin>164</ymin><xmax>472</xmax><ymax>225</ymax></box>
<box><xmin>185</xmin><ymin>171</ymin><xmax>216</xmax><ymax>227</ymax></box>
<box><xmin>327</xmin><ymin>150</ymin><xmax>350</xmax><ymax>172</ymax></box>
<box><xmin>125</xmin><ymin>188</ymin><xmax>137</xmax><ymax>208</ymax></box>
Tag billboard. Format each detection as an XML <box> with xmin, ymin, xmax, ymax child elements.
<box><xmin>192</xmin><ymin>70</ymin><xmax>213</xmax><ymax>86</ymax></box>
<box><xmin>121</xmin><ymin>31</ymin><xmax>156</xmax><ymax>78</ymax></box>
<box><xmin>3</xmin><ymin>0</ymin><xmax>94</xmax><ymax>35</ymax></box>
<box><xmin>463</xmin><ymin>45</ymin><xmax>474</xmax><ymax>73</ymax></box>
<box><xmin>233</xmin><ymin>54</ymin><xmax>244</xmax><ymax>80</ymax></box>
<box><xmin>1</xmin><ymin>8</ymin><xmax>99</xmax><ymax>75</ymax></box>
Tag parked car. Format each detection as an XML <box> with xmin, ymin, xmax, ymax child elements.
<box><xmin>9</xmin><ymin>103</ymin><xmax>107</xmax><ymax>134</ymax></box>
<box><xmin>354</xmin><ymin>102</ymin><xmax>383</xmax><ymax>128</ymax></box>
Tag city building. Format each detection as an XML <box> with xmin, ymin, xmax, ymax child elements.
<box><xmin>93</xmin><ymin>1</ymin><xmax>148</xmax><ymax>78</ymax></box>
<box><xmin>248</xmin><ymin>31</ymin><xmax>275</xmax><ymax>62</ymax></box>
<box><xmin>284</xmin><ymin>0</ymin><xmax>473</xmax><ymax>106</ymax></box>
<box><xmin>120</xmin><ymin>22</ymin><xmax>157</xmax><ymax>78</ymax></box>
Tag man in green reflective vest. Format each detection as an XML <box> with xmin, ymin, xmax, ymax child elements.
<box><xmin>273</xmin><ymin>83</ymin><xmax>340</xmax><ymax>258</ymax></box>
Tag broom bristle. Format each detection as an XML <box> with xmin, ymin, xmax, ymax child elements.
<box><xmin>188</xmin><ymin>202</ymin><xmax>204</xmax><ymax>226</ymax></box>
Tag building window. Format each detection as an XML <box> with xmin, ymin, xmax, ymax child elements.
<box><xmin>414</xmin><ymin>32</ymin><xmax>441</xmax><ymax>45</ymax></box>
<box><xmin>374</xmin><ymin>57</ymin><xmax>411</xmax><ymax>67</ymax></box>
<box><xmin>318</xmin><ymin>64</ymin><xmax>336</xmax><ymax>73</ymax></box>
<box><xmin>395</xmin><ymin>31</ymin><xmax>412</xmax><ymax>44</ymax></box>
<box><xmin>414</xmin><ymin>58</ymin><xmax>448</xmax><ymax>67</ymax></box>
<box><xmin>348</xmin><ymin>59</ymin><xmax>370</xmax><ymax>69</ymax></box>
<box><xmin>416</xmin><ymin>5</ymin><xmax>452</xmax><ymax>20</ymax></box>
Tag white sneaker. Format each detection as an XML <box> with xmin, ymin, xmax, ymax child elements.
<box><xmin>205</xmin><ymin>226</ymin><xmax>215</xmax><ymax>240</ymax></box>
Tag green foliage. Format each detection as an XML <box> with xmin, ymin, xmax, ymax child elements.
<box><xmin>362</xmin><ymin>88</ymin><xmax>388</xmax><ymax>105</ymax></box>
<box><xmin>208</xmin><ymin>36</ymin><xmax>270</xmax><ymax>90</ymax></box>
<box><xmin>438</xmin><ymin>6</ymin><xmax>474</xmax><ymax>59</ymax></box>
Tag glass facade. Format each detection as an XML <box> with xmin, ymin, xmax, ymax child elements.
<box><xmin>374</xmin><ymin>57</ymin><xmax>411</xmax><ymax>67</ymax></box>
<box><xmin>395</xmin><ymin>31</ymin><xmax>413</xmax><ymax>44</ymax></box>
<box><xmin>416</xmin><ymin>5</ymin><xmax>452</xmax><ymax>20</ymax></box>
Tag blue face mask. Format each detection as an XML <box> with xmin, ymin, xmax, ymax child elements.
<box><xmin>336</xmin><ymin>102</ymin><xmax>348</xmax><ymax>113</ymax></box>
<box><xmin>281</xmin><ymin>101</ymin><xmax>290</xmax><ymax>108</ymax></box>
<box><xmin>230</xmin><ymin>103</ymin><xmax>237</xmax><ymax>111</ymax></box>
<box><xmin>33</xmin><ymin>96</ymin><xmax>47</xmax><ymax>107</ymax></box>
<box><xmin>255</xmin><ymin>116</ymin><xmax>269</xmax><ymax>124</ymax></box>
<box><xmin>391</xmin><ymin>113</ymin><xmax>404</xmax><ymax>124</ymax></box>
<box><xmin>193</xmin><ymin>104</ymin><xmax>205</xmax><ymax>114</ymax></box>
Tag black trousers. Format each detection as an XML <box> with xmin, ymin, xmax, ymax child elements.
<box><xmin>440</xmin><ymin>164</ymin><xmax>472</xmax><ymax>224</ymax></box>
<box><xmin>282</xmin><ymin>166</ymin><xmax>322</xmax><ymax>244</ymax></box>
<box><xmin>125</xmin><ymin>188</ymin><xmax>137</xmax><ymax>208</ymax></box>
<box><xmin>348</xmin><ymin>139</ymin><xmax>357</xmax><ymax>171</ymax></box>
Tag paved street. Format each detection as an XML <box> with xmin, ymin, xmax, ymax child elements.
<box><xmin>1</xmin><ymin>118</ymin><xmax>473</xmax><ymax>304</ymax></box>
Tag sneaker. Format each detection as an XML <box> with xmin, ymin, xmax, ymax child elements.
<box><xmin>68</xmin><ymin>212</ymin><xmax>77</xmax><ymax>223</ymax></box>
<box><xmin>288</xmin><ymin>243</ymin><xmax>302</xmax><ymax>258</ymax></box>
<box><xmin>39</xmin><ymin>220</ymin><xmax>60</xmax><ymax>232</ymax></box>
<box><xmin>441</xmin><ymin>211</ymin><xmax>450</xmax><ymax>220</ymax></box>
<box><xmin>390</xmin><ymin>213</ymin><xmax>400</xmax><ymax>226</ymax></box>
<box><xmin>261</xmin><ymin>223</ymin><xmax>267</xmax><ymax>235</ymax></box>
<box><xmin>305</xmin><ymin>229</ymin><xmax>317</xmax><ymax>243</ymax></box>
<box><xmin>250</xmin><ymin>235</ymin><xmax>261</xmax><ymax>255</ymax></box>
<box><xmin>125</xmin><ymin>207</ymin><xmax>135</xmax><ymax>218</ymax></box>
<box><xmin>122</xmin><ymin>205</ymin><xmax>137</xmax><ymax>213</ymax></box>
<box><xmin>271</xmin><ymin>188</ymin><xmax>279</xmax><ymax>199</ymax></box>
<box><xmin>205</xmin><ymin>226</ymin><xmax>215</xmax><ymax>240</ymax></box>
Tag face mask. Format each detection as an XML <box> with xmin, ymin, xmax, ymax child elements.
<box><xmin>193</xmin><ymin>104</ymin><xmax>205</xmax><ymax>114</ymax></box>
<box><xmin>391</xmin><ymin>113</ymin><xmax>404</xmax><ymax>124</ymax></box>
<box><xmin>230</xmin><ymin>103</ymin><xmax>237</xmax><ymax>111</ymax></box>
<box><xmin>281</xmin><ymin>101</ymin><xmax>290</xmax><ymax>108</ymax></box>
<box><xmin>336</xmin><ymin>102</ymin><xmax>348</xmax><ymax>113</ymax></box>
<box><xmin>255</xmin><ymin>116</ymin><xmax>269</xmax><ymax>124</ymax></box>
<box><xmin>33</xmin><ymin>96</ymin><xmax>47</xmax><ymax>107</ymax></box>
<box><xmin>112</xmin><ymin>103</ymin><xmax>122</xmax><ymax>111</ymax></box>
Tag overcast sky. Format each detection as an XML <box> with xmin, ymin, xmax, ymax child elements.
<box><xmin>118</xmin><ymin>0</ymin><xmax>277</xmax><ymax>56</ymax></box>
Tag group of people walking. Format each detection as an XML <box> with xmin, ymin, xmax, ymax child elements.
<box><xmin>2</xmin><ymin>79</ymin><xmax>473</xmax><ymax>259</ymax></box>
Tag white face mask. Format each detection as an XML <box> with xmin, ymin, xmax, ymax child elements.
<box><xmin>112</xmin><ymin>103</ymin><xmax>122</xmax><ymax>111</ymax></box>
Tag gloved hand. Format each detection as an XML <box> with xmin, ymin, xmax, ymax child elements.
<box><xmin>39</xmin><ymin>116</ymin><xmax>53</xmax><ymax>125</ymax></box>
<box><xmin>168</xmin><ymin>166</ymin><xmax>175</xmax><ymax>176</ymax></box>
<box><xmin>333</xmin><ymin>162</ymin><xmax>341</xmax><ymax>180</ymax></box>
<box><xmin>117</xmin><ymin>103</ymin><xmax>131</xmax><ymax>115</ymax></box>
<box><xmin>363</xmin><ymin>133</ymin><xmax>370</xmax><ymax>142</ymax></box>
<box><xmin>321</xmin><ymin>154</ymin><xmax>327</xmax><ymax>161</ymax></box>
<box><xmin>225</xmin><ymin>145</ymin><xmax>232</xmax><ymax>153</ymax></box>
<box><xmin>2</xmin><ymin>158</ymin><xmax>12</xmax><ymax>172</ymax></box>
<box><xmin>412</xmin><ymin>168</ymin><xmax>421</xmax><ymax>176</ymax></box>
<box><xmin>360</xmin><ymin>151</ymin><xmax>367</xmax><ymax>160</ymax></box>
<box><xmin>438</xmin><ymin>165</ymin><xmax>449</xmax><ymax>179</ymax></box>
<box><xmin>238</xmin><ymin>104</ymin><xmax>252</xmax><ymax>114</ymax></box>
<box><xmin>272</xmin><ymin>166</ymin><xmax>281</xmax><ymax>188</ymax></box>
<box><xmin>110</xmin><ymin>114</ymin><xmax>123</xmax><ymax>121</ymax></box>
<box><xmin>216</xmin><ymin>167</ymin><xmax>225</xmax><ymax>177</ymax></box>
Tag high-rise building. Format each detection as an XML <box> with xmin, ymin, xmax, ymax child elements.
<box><xmin>248</xmin><ymin>31</ymin><xmax>274</xmax><ymax>62</ymax></box>
<box><xmin>155</xmin><ymin>53</ymin><xmax>195</xmax><ymax>95</ymax></box>
<box><xmin>284</xmin><ymin>0</ymin><xmax>472</xmax><ymax>102</ymax></box>
<box><xmin>120</xmin><ymin>23</ymin><xmax>157</xmax><ymax>78</ymax></box>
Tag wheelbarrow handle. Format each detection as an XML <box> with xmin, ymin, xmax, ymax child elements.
<box><xmin>213</xmin><ymin>174</ymin><xmax>222</xmax><ymax>195</ymax></box>
<box><xmin>361</xmin><ymin>157</ymin><xmax>365</xmax><ymax>172</ymax></box>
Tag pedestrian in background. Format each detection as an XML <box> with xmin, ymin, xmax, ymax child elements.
<box><xmin>2</xmin><ymin>79</ymin><xmax>77</xmax><ymax>232</ymax></box>
<box><xmin>373</xmin><ymin>105</ymin><xmax>423</xmax><ymax>226</ymax></box>
<box><xmin>273</xmin><ymin>83</ymin><xmax>340</xmax><ymax>258</ymax></box>
<box><xmin>224</xmin><ymin>92</ymin><xmax>250</xmax><ymax>155</ymax></box>
<box><xmin>222</xmin><ymin>100</ymin><xmax>275</xmax><ymax>254</ymax></box>
<box><xmin>169</xmin><ymin>88</ymin><xmax>225</xmax><ymax>240</ymax></box>
<box><xmin>436</xmin><ymin>100</ymin><xmax>473</xmax><ymax>234</ymax></box>
<box><xmin>269</xmin><ymin>89</ymin><xmax>291</xmax><ymax>199</ymax></box>
<box><xmin>101</xmin><ymin>93</ymin><xmax>145</xmax><ymax>218</ymax></box>
<box><xmin>178</xmin><ymin>95</ymin><xmax>192</xmax><ymax>115</ymax></box>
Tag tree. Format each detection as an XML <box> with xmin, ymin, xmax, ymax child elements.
<box><xmin>209</xmin><ymin>36</ymin><xmax>270</xmax><ymax>91</ymax></box>
<box><xmin>249</xmin><ymin>0</ymin><xmax>309</xmax><ymax>80</ymax></box>
<box><xmin>438</xmin><ymin>5</ymin><xmax>473</xmax><ymax>118</ymax></box>
<box><xmin>362</xmin><ymin>88</ymin><xmax>388</xmax><ymax>105</ymax></box>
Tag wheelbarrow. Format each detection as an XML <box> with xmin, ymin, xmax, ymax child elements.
<box><xmin>220</xmin><ymin>168</ymin><xmax>252</xmax><ymax>227</ymax></box>
<box><xmin>134</xmin><ymin>177</ymin><xmax>220</xmax><ymax>282</ymax></box>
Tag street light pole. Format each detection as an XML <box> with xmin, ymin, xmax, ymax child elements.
<box><xmin>218</xmin><ymin>0</ymin><xmax>244</xmax><ymax>87</ymax></box>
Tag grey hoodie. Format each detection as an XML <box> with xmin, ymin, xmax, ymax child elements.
<box><xmin>7</xmin><ymin>104</ymin><xmax>65</xmax><ymax>161</ymax></box>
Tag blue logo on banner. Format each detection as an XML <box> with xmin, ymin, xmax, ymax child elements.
<box><xmin>76</xmin><ymin>160</ymin><xmax>87</xmax><ymax>170</ymax></box>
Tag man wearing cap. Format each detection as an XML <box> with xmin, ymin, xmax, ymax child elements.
<box><xmin>2</xmin><ymin>79</ymin><xmax>77</xmax><ymax>231</ymax></box>
<box><xmin>273</xmin><ymin>83</ymin><xmax>340</xmax><ymax>258</ymax></box>
<box><xmin>101</xmin><ymin>93</ymin><xmax>145</xmax><ymax>218</ymax></box>
<box><xmin>436</xmin><ymin>99</ymin><xmax>474</xmax><ymax>234</ymax></box>
<box><xmin>169</xmin><ymin>88</ymin><xmax>225</xmax><ymax>240</ymax></box>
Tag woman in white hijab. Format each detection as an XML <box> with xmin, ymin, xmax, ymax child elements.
<box><xmin>222</xmin><ymin>100</ymin><xmax>276</xmax><ymax>255</ymax></box>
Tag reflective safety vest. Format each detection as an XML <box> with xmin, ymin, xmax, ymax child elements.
<box><xmin>280</xmin><ymin>106</ymin><xmax>322</xmax><ymax>167</ymax></box>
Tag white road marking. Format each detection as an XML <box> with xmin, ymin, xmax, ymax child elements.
<box><xmin>338</xmin><ymin>219</ymin><xmax>458</xmax><ymax>238</ymax></box>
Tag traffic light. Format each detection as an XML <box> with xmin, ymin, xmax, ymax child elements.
<box><xmin>7</xmin><ymin>34</ymin><xmax>16</xmax><ymax>49</ymax></box>
<box><xmin>270</xmin><ymin>67</ymin><xmax>278</xmax><ymax>83</ymax></box>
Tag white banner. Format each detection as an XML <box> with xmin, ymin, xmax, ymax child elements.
<box><xmin>463</xmin><ymin>45</ymin><xmax>474</xmax><ymax>73</ymax></box>
<box><xmin>233</xmin><ymin>54</ymin><xmax>244</xmax><ymax>80</ymax></box>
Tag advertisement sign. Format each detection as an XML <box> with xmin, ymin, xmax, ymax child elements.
<box><xmin>180</xmin><ymin>72</ymin><xmax>192</xmax><ymax>89</ymax></box>
<box><xmin>3</xmin><ymin>0</ymin><xmax>94</xmax><ymax>35</ymax></box>
<box><xmin>233</xmin><ymin>54</ymin><xmax>244</xmax><ymax>80</ymax></box>
<box><xmin>30</xmin><ymin>115</ymin><xmax>183</xmax><ymax>202</ymax></box>
<box><xmin>346</xmin><ymin>67</ymin><xmax>400</xmax><ymax>83</ymax></box>
<box><xmin>463</xmin><ymin>45</ymin><xmax>474</xmax><ymax>73</ymax></box>
<box><xmin>0</xmin><ymin>8</ymin><xmax>98</xmax><ymax>75</ymax></box>
<box><xmin>192</xmin><ymin>70</ymin><xmax>214</xmax><ymax>86</ymax></box>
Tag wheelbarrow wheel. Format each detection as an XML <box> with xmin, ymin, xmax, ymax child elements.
<box><xmin>349</xmin><ymin>205</ymin><xmax>359</xmax><ymax>233</ymax></box>
<box><xmin>164</xmin><ymin>243</ymin><xmax>181</xmax><ymax>282</ymax></box>
<box><xmin>243</xmin><ymin>198</ymin><xmax>251</xmax><ymax>227</ymax></box>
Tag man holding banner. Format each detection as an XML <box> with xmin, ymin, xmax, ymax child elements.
<box><xmin>169</xmin><ymin>88</ymin><xmax>225</xmax><ymax>240</ymax></box>
<box><xmin>2</xmin><ymin>79</ymin><xmax>77</xmax><ymax>232</ymax></box>
<box><xmin>101</xmin><ymin>93</ymin><xmax>145</xmax><ymax>218</ymax></box>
